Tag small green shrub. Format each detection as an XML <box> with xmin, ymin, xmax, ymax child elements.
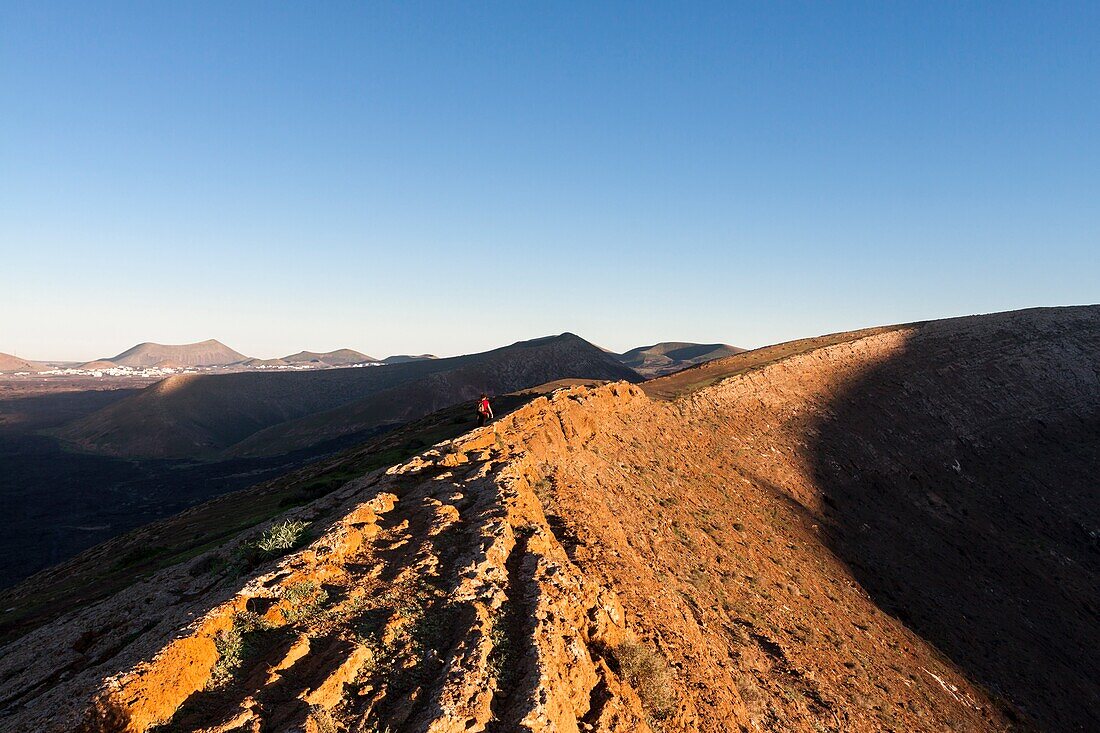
<box><xmin>208</xmin><ymin>611</ymin><xmax>272</xmax><ymax>687</ymax></box>
<box><xmin>532</xmin><ymin>477</ymin><xmax>553</xmax><ymax>500</ymax></box>
<box><xmin>257</xmin><ymin>519</ymin><xmax>310</xmax><ymax>555</ymax></box>
<box><xmin>234</xmin><ymin>609</ymin><xmax>272</xmax><ymax>633</ymax></box>
<box><xmin>486</xmin><ymin>614</ymin><xmax>509</xmax><ymax>679</ymax></box>
<box><xmin>308</xmin><ymin>705</ymin><xmax>339</xmax><ymax>733</ymax></box>
<box><xmin>280</xmin><ymin>580</ymin><xmax>330</xmax><ymax>624</ymax></box>
<box><xmin>209</xmin><ymin>627</ymin><xmax>244</xmax><ymax>687</ymax></box>
<box><xmin>232</xmin><ymin>519</ymin><xmax>312</xmax><ymax>572</ymax></box>
<box><xmin>613</xmin><ymin>639</ymin><xmax>676</xmax><ymax>722</ymax></box>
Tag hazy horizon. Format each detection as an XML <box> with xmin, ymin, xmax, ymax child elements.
<box><xmin>0</xmin><ymin>327</ymin><xmax>751</xmax><ymax>362</ymax></box>
<box><xmin>3</xmin><ymin>2</ymin><xmax>1097</xmax><ymax>361</ymax></box>
<box><xmin>8</xmin><ymin>303</ymin><xmax>1100</xmax><ymax>364</ymax></box>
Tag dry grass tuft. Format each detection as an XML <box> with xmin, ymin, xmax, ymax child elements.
<box><xmin>613</xmin><ymin>639</ymin><xmax>676</xmax><ymax>722</ymax></box>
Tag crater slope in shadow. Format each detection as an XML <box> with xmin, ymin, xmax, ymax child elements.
<box><xmin>807</xmin><ymin>307</ymin><xmax>1100</xmax><ymax>731</ymax></box>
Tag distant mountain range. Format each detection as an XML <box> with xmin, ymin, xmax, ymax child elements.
<box><xmin>99</xmin><ymin>340</ymin><xmax>381</xmax><ymax>369</ymax></box>
<box><xmin>0</xmin><ymin>342</ymin><xmax>436</xmax><ymax>372</ymax></box>
<box><xmin>616</xmin><ymin>341</ymin><xmax>745</xmax><ymax>377</ymax></box>
<box><xmin>56</xmin><ymin>333</ymin><xmax>641</xmax><ymax>459</ymax></box>
<box><xmin>2</xmin><ymin>340</ymin><xmax>741</xmax><ymax>376</ymax></box>
<box><xmin>4</xmin><ymin>338</ymin><xmax>748</xmax><ymax>376</ymax></box>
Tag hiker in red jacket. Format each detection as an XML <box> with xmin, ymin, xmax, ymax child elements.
<box><xmin>477</xmin><ymin>393</ymin><xmax>494</xmax><ymax>427</ymax></box>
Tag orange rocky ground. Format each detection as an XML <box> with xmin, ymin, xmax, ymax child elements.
<box><xmin>0</xmin><ymin>306</ymin><xmax>1096</xmax><ymax>732</ymax></box>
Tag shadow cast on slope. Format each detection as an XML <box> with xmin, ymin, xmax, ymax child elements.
<box><xmin>806</xmin><ymin>314</ymin><xmax>1100</xmax><ymax>732</ymax></box>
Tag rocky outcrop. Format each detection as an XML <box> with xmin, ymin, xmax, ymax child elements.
<box><xmin>1</xmin><ymin>388</ymin><xmax>659</xmax><ymax>732</ymax></box>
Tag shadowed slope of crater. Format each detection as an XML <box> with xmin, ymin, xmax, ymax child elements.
<box><xmin>806</xmin><ymin>306</ymin><xmax>1100</xmax><ymax>731</ymax></box>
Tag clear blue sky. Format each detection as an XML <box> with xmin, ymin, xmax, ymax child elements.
<box><xmin>2</xmin><ymin>1</ymin><xmax>1097</xmax><ymax>360</ymax></box>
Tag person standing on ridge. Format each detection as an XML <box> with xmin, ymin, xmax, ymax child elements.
<box><xmin>477</xmin><ymin>393</ymin><xmax>494</xmax><ymax>427</ymax></box>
